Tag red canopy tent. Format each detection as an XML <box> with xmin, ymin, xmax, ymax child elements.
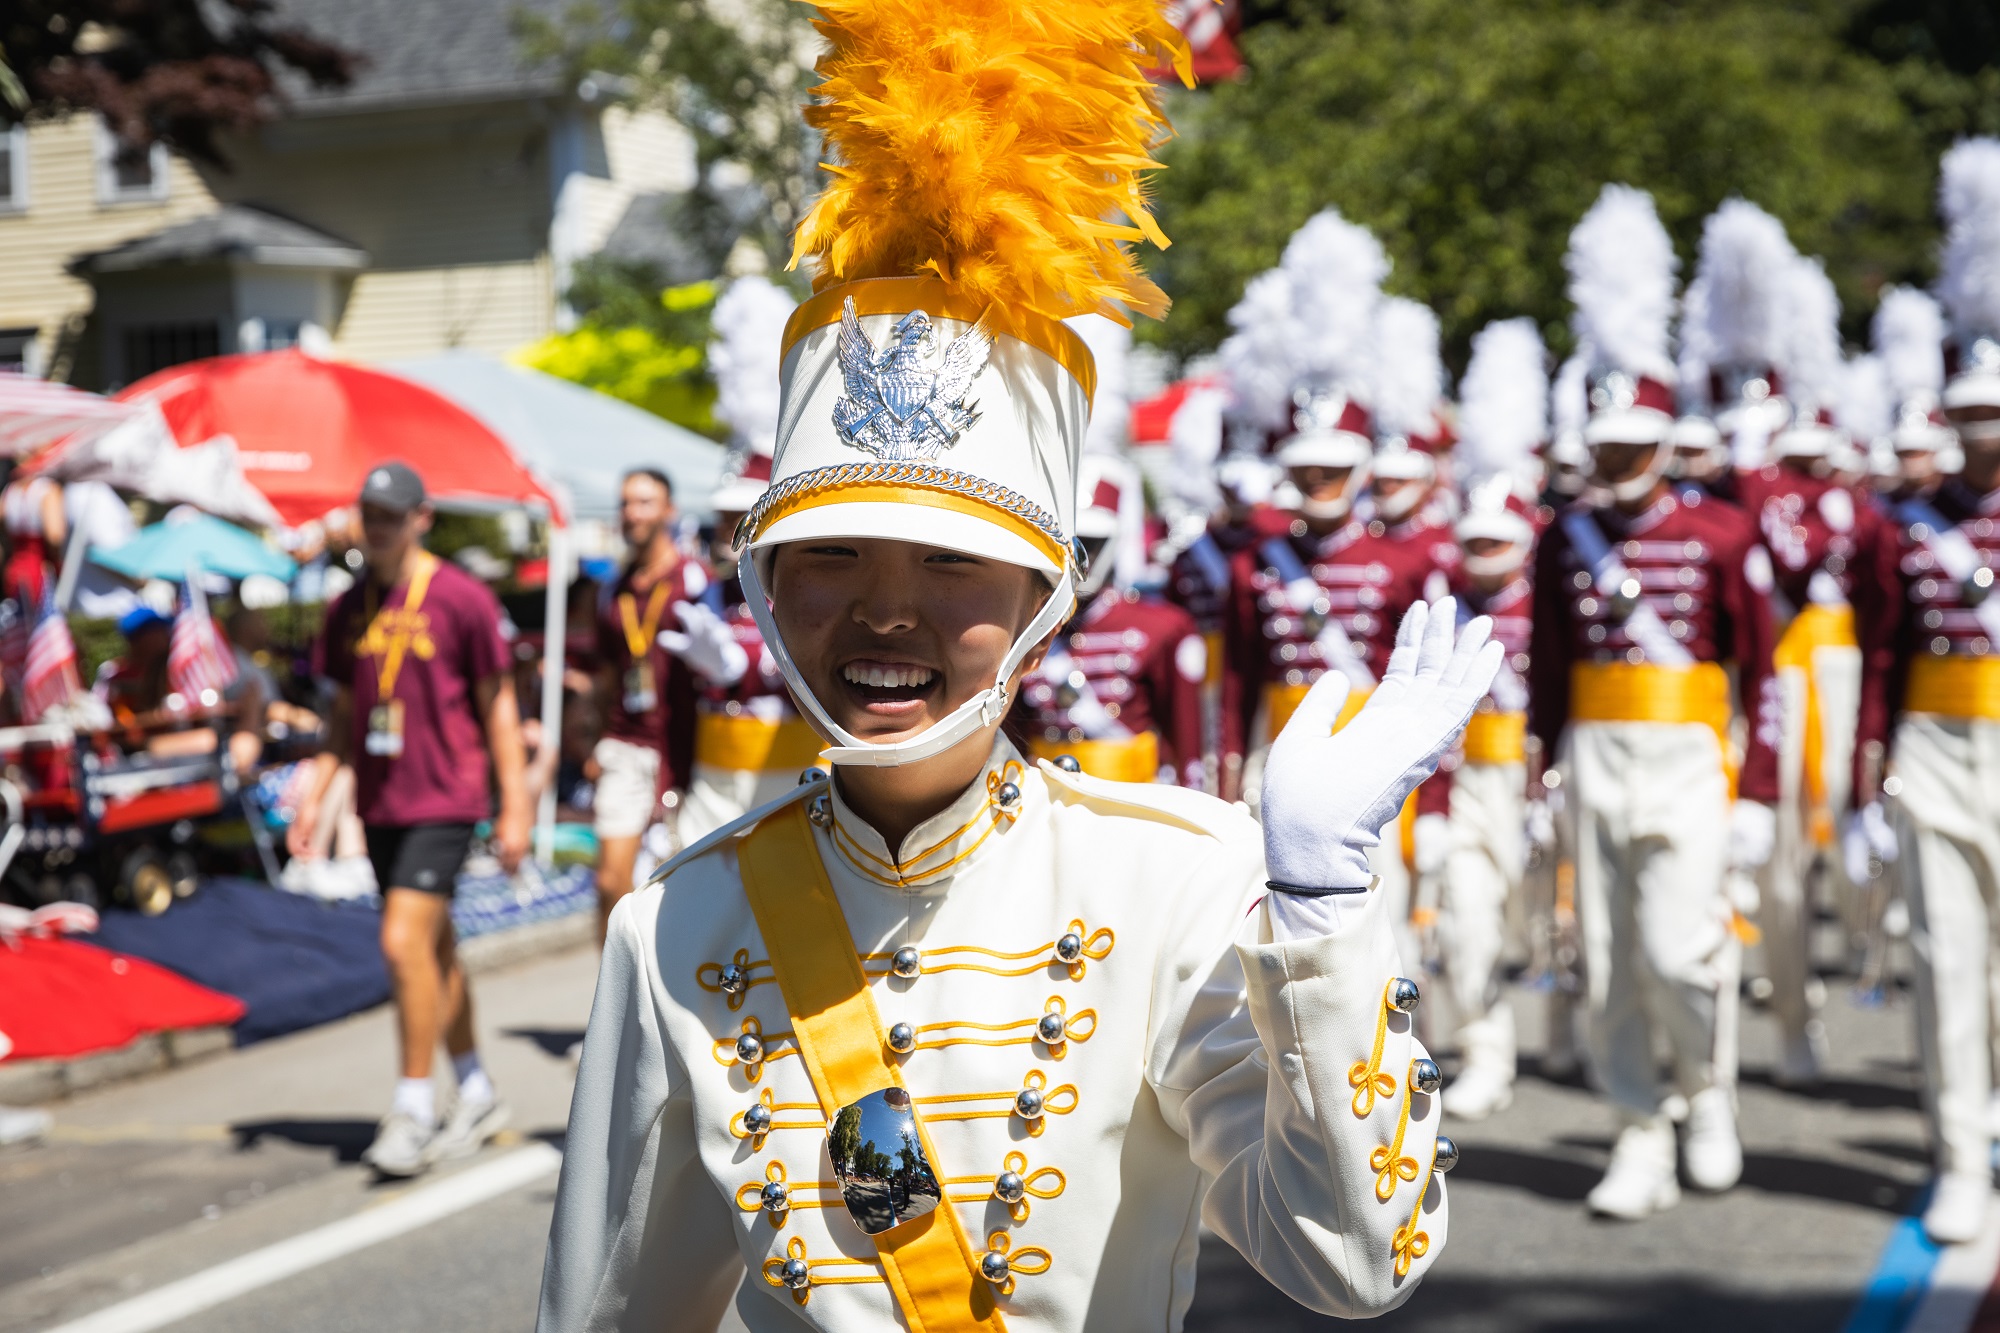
<box><xmin>114</xmin><ymin>350</ymin><xmax>562</xmax><ymax>527</ymax></box>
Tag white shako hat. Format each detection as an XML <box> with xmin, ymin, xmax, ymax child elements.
<box><xmin>1873</xmin><ymin>285</ymin><xmax>1952</xmax><ymax>452</ymax></box>
<box><xmin>1565</xmin><ymin>184</ymin><xmax>1680</xmax><ymax>451</ymax></box>
<box><xmin>1939</xmin><ymin>138</ymin><xmax>2000</xmax><ymax>413</ymax></box>
<box><xmin>1769</xmin><ymin>254</ymin><xmax>1845</xmax><ymax>460</ymax></box>
<box><xmin>732</xmin><ymin>0</ymin><xmax>1194</xmax><ymax>769</ymax></box>
<box><xmin>1369</xmin><ymin>296</ymin><xmax>1447</xmax><ymax>481</ymax></box>
<box><xmin>1456</xmin><ymin>316</ymin><xmax>1548</xmax><ymax>542</ymax></box>
<box><xmin>1684</xmin><ymin>199</ymin><xmax>1799</xmax><ymax>463</ymax></box>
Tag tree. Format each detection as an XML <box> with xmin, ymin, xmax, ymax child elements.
<box><xmin>516</xmin><ymin>0</ymin><xmax>821</xmax><ymax>274</ymax></box>
<box><xmin>1148</xmin><ymin>0</ymin><xmax>1937</xmax><ymax>367</ymax></box>
<box><xmin>1</xmin><ymin>1</ymin><xmax>356</xmax><ymax>165</ymax></box>
<box><xmin>515</xmin><ymin>272</ymin><xmax>724</xmax><ymax>436</ymax></box>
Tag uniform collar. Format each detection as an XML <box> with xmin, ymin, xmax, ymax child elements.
<box><xmin>823</xmin><ymin>733</ymin><xmax>1030</xmax><ymax>891</ymax></box>
<box><xmin>1600</xmin><ymin>491</ymin><xmax>1677</xmax><ymax>536</ymax></box>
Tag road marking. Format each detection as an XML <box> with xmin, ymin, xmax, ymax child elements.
<box><xmin>43</xmin><ymin>1143</ymin><xmax>562</xmax><ymax>1333</ymax></box>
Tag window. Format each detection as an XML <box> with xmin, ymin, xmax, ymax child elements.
<box><xmin>0</xmin><ymin>328</ymin><xmax>37</xmax><ymax>372</ymax></box>
<box><xmin>94</xmin><ymin>119</ymin><xmax>168</xmax><ymax>205</ymax></box>
<box><xmin>124</xmin><ymin>322</ymin><xmax>219</xmax><ymax>382</ymax></box>
<box><xmin>0</xmin><ymin>125</ymin><xmax>26</xmax><ymax>213</ymax></box>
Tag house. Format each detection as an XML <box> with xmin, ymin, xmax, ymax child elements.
<box><xmin>0</xmin><ymin>0</ymin><xmax>699</xmax><ymax>389</ymax></box>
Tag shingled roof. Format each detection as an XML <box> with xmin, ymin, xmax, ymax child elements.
<box><xmin>69</xmin><ymin>205</ymin><xmax>367</xmax><ymax>275</ymax></box>
<box><xmin>270</xmin><ymin>0</ymin><xmax>572</xmax><ymax>114</ymax></box>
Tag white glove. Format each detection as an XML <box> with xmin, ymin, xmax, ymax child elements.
<box><xmin>1263</xmin><ymin>597</ymin><xmax>1503</xmax><ymax>937</ymax></box>
<box><xmin>1841</xmin><ymin>800</ymin><xmax>1899</xmax><ymax>885</ymax></box>
<box><xmin>657</xmin><ymin>601</ymin><xmax>749</xmax><ymax>687</ymax></box>
<box><xmin>1525</xmin><ymin>797</ymin><xmax>1557</xmax><ymax>854</ymax></box>
<box><xmin>1728</xmin><ymin>799</ymin><xmax>1777</xmax><ymax>873</ymax></box>
<box><xmin>1412</xmin><ymin>812</ymin><xmax>1451</xmax><ymax>878</ymax></box>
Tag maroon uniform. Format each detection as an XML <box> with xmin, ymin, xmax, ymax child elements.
<box><xmin>1166</xmin><ymin>511</ymin><xmax>1278</xmax><ymax>791</ymax></box>
<box><xmin>595</xmin><ymin>558</ymin><xmax>706</xmax><ymax>793</ymax></box>
<box><xmin>1736</xmin><ymin>467</ymin><xmax>1884</xmax><ymax>614</ymax></box>
<box><xmin>1009</xmin><ymin>588</ymin><xmax>1206</xmax><ymax>786</ymax></box>
<box><xmin>1528</xmin><ymin>489</ymin><xmax>1783</xmax><ymax>803</ymax></box>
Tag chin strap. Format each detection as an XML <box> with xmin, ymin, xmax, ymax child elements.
<box><xmin>738</xmin><ymin>550</ymin><xmax>1077</xmax><ymax>769</ymax></box>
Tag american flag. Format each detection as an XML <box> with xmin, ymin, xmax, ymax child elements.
<box><xmin>20</xmin><ymin>593</ymin><xmax>81</xmax><ymax>722</ymax></box>
<box><xmin>0</xmin><ymin>598</ymin><xmax>28</xmax><ymax>690</ymax></box>
<box><xmin>168</xmin><ymin>578</ymin><xmax>238</xmax><ymax>705</ymax></box>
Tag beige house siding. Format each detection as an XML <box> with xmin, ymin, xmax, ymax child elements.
<box><xmin>0</xmin><ymin>116</ymin><xmax>219</xmax><ymax>375</ymax></box>
<box><xmin>335</xmin><ymin>259</ymin><xmax>554</xmax><ymax>362</ymax></box>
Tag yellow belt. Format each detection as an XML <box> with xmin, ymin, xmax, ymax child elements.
<box><xmin>1264</xmin><ymin>680</ymin><xmax>1370</xmax><ymax>740</ymax></box>
<box><xmin>695</xmin><ymin>712</ymin><xmax>826</xmax><ymax>773</ymax></box>
<box><xmin>739</xmin><ymin>802</ymin><xmax>1004</xmax><ymax>1331</ymax></box>
<box><xmin>1202</xmin><ymin>629</ymin><xmax>1225</xmax><ymax>691</ymax></box>
<box><xmin>1462</xmin><ymin>710</ymin><xmax>1527</xmax><ymax>765</ymax></box>
<box><xmin>1027</xmin><ymin>730</ymin><xmax>1159</xmax><ymax>783</ymax></box>
<box><xmin>1906</xmin><ymin>654</ymin><xmax>2000</xmax><ymax>721</ymax></box>
<box><xmin>1570</xmin><ymin>660</ymin><xmax>1736</xmax><ymax>796</ymax></box>
<box><xmin>1774</xmin><ymin>604</ymin><xmax>1858</xmax><ymax>846</ymax></box>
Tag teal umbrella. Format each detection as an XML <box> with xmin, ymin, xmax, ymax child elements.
<box><xmin>92</xmin><ymin>513</ymin><xmax>296</xmax><ymax>584</ymax></box>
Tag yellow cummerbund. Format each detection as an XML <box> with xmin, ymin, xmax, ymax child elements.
<box><xmin>1264</xmin><ymin>680</ymin><xmax>1371</xmax><ymax>740</ymax></box>
<box><xmin>1029</xmin><ymin>730</ymin><xmax>1160</xmax><ymax>783</ymax></box>
<box><xmin>1202</xmin><ymin>628</ymin><xmax>1225</xmax><ymax>690</ymax></box>
<box><xmin>1775</xmin><ymin>603</ymin><xmax>1858</xmax><ymax>667</ymax></box>
<box><xmin>694</xmin><ymin>712</ymin><xmax>827</xmax><ymax>773</ymax></box>
<box><xmin>1570</xmin><ymin>661</ymin><xmax>1732</xmax><ymax>735</ymax></box>
<box><xmin>1462</xmin><ymin>710</ymin><xmax>1528</xmax><ymax>765</ymax></box>
<box><xmin>1906</xmin><ymin>654</ymin><xmax>2000</xmax><ymax>721</ymax></box>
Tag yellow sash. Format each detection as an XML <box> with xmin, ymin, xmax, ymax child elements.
<box><xmin>1462</xmin><ymin>710</ymin><xmax>1527</xmax><ymax>765</ymax></box>
<box><xmin>1264</xmin><ymin>679</ymin><xmax>1370</xmax><ymax>740</ymax></box>
<box><xmin>1027</xmin><ymin>730</ymin><xmax>1159</xmax><ymax>783</ymax></box>
<box><xmin>695</xmin><ymin>712</ymin><xmax>827</xmax><ymax>773</ymax></box>
<box><xmin>1570</xmin><ymin>659</ymin><xmax>1737</xmax><ymax>797</ymax></box>
<box><xmin>738</xmin><ymin>801</ymin><xmax>1005</xmax><ymax>1331</ymax></box>
<box><xmin>1773</xmin><ymin>604</ymin><xmax>1857</xmax><ymax>846</ymax></box>
<box><xmin>1906</xmin><ymin>654</ymin><xmax>2000</xmax><ymax>721</ymax></box>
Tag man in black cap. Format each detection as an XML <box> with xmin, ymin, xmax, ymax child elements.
<box><xmin>291</xmin><ymin>461</ymin><xmax>531</xmax><ymax>1177</ymax></box>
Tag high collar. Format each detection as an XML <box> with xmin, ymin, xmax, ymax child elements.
<box><xmin>823</xmin><ymin>732</ymin><xmax>1031</xmax><ymax>892</ymax></box>
<box><xmin>1601</xmin><ymin>491</ymin><xmax>1676</xmax><ymax>536</ymax></box>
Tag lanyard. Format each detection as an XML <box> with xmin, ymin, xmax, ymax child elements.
<box><xmin>362</xmin><ymin>552</ymin><xmax>439</xmax><ymax>699</ymax></box>
<box><xmin>618</xmin><ymin>579</ymin><xmax>672</xmax><ymax>658</ymax></box>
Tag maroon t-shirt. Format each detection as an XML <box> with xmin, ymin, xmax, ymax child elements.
<box><xmin>316</xmin><ymin>556</ymin><xmax>510</xmax><ymax>827</ymax></box>
<box><xmin>594</xmin><ymin>558</ymin><xmax>705</xmax><ymax>772</ymax></box>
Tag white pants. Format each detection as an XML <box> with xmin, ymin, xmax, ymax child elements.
<box><xmin>677</xmin><ymin>764</ymin><xmax>799</xmax><ymax>846</ymax></box>
<box><xmin>1893</xmin><ymin>714</ymin><xmax>2000</xmax><ymax>1179</ymax></box>
<box><xmin>1440</xmin><ymin>761</ymin><xmax>1524</xmax><ymax>1077</ymax></box>
<box><xmin>1565</xmin><ymin>721</ymin><xmax>1738</xmax><ymax>1118</ymax></box>
<box><xmin>591</xmin><ymin>737</ymin><xmax>662</xmax><ymax>840</ymax></box>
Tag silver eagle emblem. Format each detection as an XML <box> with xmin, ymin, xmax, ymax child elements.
<box><xmin>831</xmin><ymin>297</ymin><xmax>993</xmax><ymax>461</ymax></box>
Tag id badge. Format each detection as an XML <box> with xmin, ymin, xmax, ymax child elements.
<box><xmin>623</xmin><ymin>661</ymin><xmax>658</xmax><ymax>714</ymax></box>
<box><xmin>365</xmin><ymin>699</ymin><xmax>405</xmax><ymax>757</ymax></box>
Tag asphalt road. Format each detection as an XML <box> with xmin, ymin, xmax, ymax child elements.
<box><xmin>0</xmin><ymin>936</ymin><xmax>1929</xmax><ymax>1333</ymax></box>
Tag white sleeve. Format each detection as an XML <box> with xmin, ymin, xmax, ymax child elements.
<box><xmin>1148</xmin><ymin>836</ymin><xmax>1446</xmax><ymax>1318</ymax></box>
<box><xmin>536</xmin><ymin>893</ymin><xmax>743</xmax><ymax>1332</ymax></box>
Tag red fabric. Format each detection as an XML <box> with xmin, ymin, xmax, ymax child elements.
<box><xmin>1131</xmin><ymin>381</ymin><xmax>1196</xmax><ymax>446</ymax></box>
<box><xmin>0</xmin><ymin>936</ymin><xmax>244</xmax><ymax>1061</ymax></box>
<box><xmin>113</xmin><ymin>350</ymin><xmax>560</xmax><ymax>528</ymax></box>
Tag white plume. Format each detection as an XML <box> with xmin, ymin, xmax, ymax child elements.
<box><xmin>1219</xmin><ymin>267</ymin><xmax>1307</xmax><ymax>432</ymax></box>
<box><xmin>708</xmin><ymin>275</ymin><xmax>796</xmax><ymax>452</ymax></box>
<box><xmin>1566</xmin><ymin>184</ymin><xmax>1678</xmax><ymax>381</ymax></box>
<box><xmin>1779</xmin><ymin>254</ymin><xmax>1844</xmax><ymax>414</ymax></box>
<box><xmin>1458</xmin><ymin>318</ymin><xmax>1548</xmax><ymax>482</ymax></box>
<box><xmin>1939</xmin><ymin>137</ymin><xmax>2000</xmax><ymax>340</ymax></box>
<box><xmin>1839</xmin><ymin>354</ymin><xmax>1893</xmax><ymax>443</ymax></box>
<box><xmin>1551</xmin><ymin>349</ymin><xmax>1590</xmax><ymax>441</ymax></box>
<box><xmin>1677</xmin><ymin>273</ymin><xmax>1712</xmax><ymax>412</ymax></box>
<box><xmin>1168</xmin><ymin>385</ymin><xmax>1229</xmax><ymax>513</ymax></box>
<box><xmin>1872</xmin><ymin>285</ymin><xmax>1946</xmax><ymax>405</ymax></box>
<box><xmin>1066</xmin><ymin>314</ymin><xmax>1132</xmax><ymax>455</ymax></box>
<box><xmin>1282</xmin><ymin>208</ymin><xmax>1390</xmax><ymax>393</ymax></box>
<box><xmin>1368</xmin><ymin>297</ymin><xmax>1445</xmax><ymax>438</ymax></box>
<box><xmin>1686</xmin><ymin>199</ymin><xmax>1797</xmax><ymax>373</ymax></box>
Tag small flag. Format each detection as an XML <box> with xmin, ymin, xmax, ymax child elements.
<box><xmin>168</xmin><ymin>577</ymin><xmax>238</xmax><ymax>705</ymax></box>
<box><xmin>20</xmin><ymin>594</ymin><xmax>81</xmax><ymax>722</ymax></box>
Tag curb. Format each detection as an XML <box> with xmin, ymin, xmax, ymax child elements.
<box><xmin>0</xmin><ymin>909</ymin><xmax>596</xmax><ymax>1107</ymax></box>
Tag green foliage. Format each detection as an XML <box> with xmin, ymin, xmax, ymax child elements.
<box><xmin>514</xmin><ymin>275</ymin><xmax>723</xmax><ymax>437</ymax></box>
<box><xmin>1149</xmin><ymin>0</ymin><xmax>1940</xmax><ymax>368</ymax></box>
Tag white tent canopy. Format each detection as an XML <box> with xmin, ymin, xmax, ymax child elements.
<box><xmin>385</xmin><ymin>352</ymin><xmax>727</xmax><ymax>522</ymax></box>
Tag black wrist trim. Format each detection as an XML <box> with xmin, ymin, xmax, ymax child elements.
<box><xmin>1265</xmin><ymin>880</ymin><xmax>1370</xmax><ymax>898</ymax></box>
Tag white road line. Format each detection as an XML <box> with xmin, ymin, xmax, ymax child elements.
<box><xmin>44</xmin><ymin>1143</ymin><xmax>563</xmax><ymax>1333</ymax></box>
<box><xmin>1906</xmin><ymin>1207</ymin><xmax>2000</xmax><ymax>1333</ymax></box>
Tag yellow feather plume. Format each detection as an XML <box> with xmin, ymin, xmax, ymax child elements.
<box><xmin>790</xmin><ymin>0</ymin><xmax>1193</xmax><ymax>325</ymax></box>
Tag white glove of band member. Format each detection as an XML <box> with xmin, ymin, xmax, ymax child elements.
<box><xmin>1263</xmin><ymin>597</ymin><xmax>1504</xmax><ymax>938</ymax></box>
<box><xmin>1412</xmin><ymin>812</ymin><xmax>1452</xmax><ymax>879</ymax></box>
<box><xmin>657</xmin><ymin>601</ymin><xmax>749</xmax><ymax>687</ymax></box>
<box><xmin>1727</xmin><ymin>799</ymin><xmax>1777</xmax><ymax>873</ymax></box>
<box><xmin>1841</xmin><ymin>800</ymin><xmax>1899</xmax><ymax>885</ymax></box>
<box><xmin>1525</xmin><ymin>797</ymin><xmax>1557</xmax><ymax>855</ymax></box>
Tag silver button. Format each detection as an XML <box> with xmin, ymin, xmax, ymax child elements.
<box><xmin>887</xmin><ymin>1022</ymin><xmax>916</xmax><ymax>1054</ymax></box>
<box><xmin>1433</xmin><ymin>1135</ymin><xmax>1460</xmax><ymax>1173</ymax></box>
<box><xmin>1054</xmin><ymin>932</ymin><xmax>1084</xmax><ymax>964</ymax></box>
<box><xmin>891</xmin><ymin>946</ymin><xmax>923</xmax><ymax>979</ymax></box>
<box><xmin>1015</xmin><ymin>1088</ymin><xmax>1045</xmax><ymax>1120</ymax></box>
<box><xmin>798</xmin><ymin>767</ymin><xmax>827</xmax><ymax>785</ymax></box>
<box><xmin>994</xmin><ymin>1170</ymin><xmax>1027</xmax><ymax>1204</ymax></box>
<box><xmin>735</xmin><ymin>1033</ymin><xmax>765</xmax><ymax>1065</ymax></box>
<box><xmin>980</xmin><ymin>1251</ymin><xmax>1011</xmax><ymax>1284</ymax></box>
<box><xmin>995</xmin><ymin>781</ymin><xmax>1022</xmax><ymax>809</ymax></box>
<box><xmin>1037</xmin><ymin>1012</ymin><xmax>1067</xmax><ymax>1046</ymax></box>
<box><xmin>744</xmin><ymin>1102</ymin><xmax>772</xmax><ymax>1134</ymax></box>
<box><xmin>807</xmin><ymin>795</ymin><xmax>831</xmax><ymax>828</ymax></box>
<box><xmin>1055</xmin><ymin>755</ymin><xmax>1082</xmax><ymax>773</ymax></box>
<box><xmin>1411</xmin><ymin>1058</ymin><xmax>1443</xmax><ymax>1095</ymax></box>
<box><xmin>719</xmin><ymin>963</ymin><xmax>749</xmax><ymax>996</ymax></box>
<box><xmin>1388</xmin><ymin>977</ymin><xmax>1421</xmax><ymax>1013</ymax></box>
<box><xmin>761</xmin><ymin>1180</ymin><xmax>791</xmax><ymax>1213</ymax></box>
<box><xmin>781</xmin><ymin>1256</ymin><xmax>812</xmax><ymax>1290</ymax></box>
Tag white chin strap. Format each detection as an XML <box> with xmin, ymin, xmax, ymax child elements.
<box><xmin>1299</xmin><ymin>496</ymin><xmax>1352</xmax><ymax>521</ymax></box>
<box><xmin>1373</xmin><ymin>485</ymin><xmax>1424</xmax><ymax>522</ymax></box>
<box><xmin>1594</xmin><ymin>442</ymin><xmax>1672</xmax><ymax>504</ymax></box>
<box><xmin>738</xmin><ymin>549</ymin><xmax>1077</xmax><ymax>769</ymax></box>
<box><xmin>1462</xmin><ymin>548</ymin><xmax>1528</xmax><ymax>580</ymax></box>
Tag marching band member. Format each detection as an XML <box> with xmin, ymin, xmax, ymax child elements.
<box><xmin>540</xmin><ymin>6</ymin><xmax>1493</xmax><ymax>1328</ymax></box>
<box><xmin>1531</xmin><ymin>186</ymin><xmax>1782</xmax><ymax>1220</ymax></box>
<box><xmin>1876</xmin><ymin>286</ymin><xmax>1957</xmax><ymax>506</ymax></box>
<box><xmin>1011</xmin><ymin>454</ymin><xmax>1206</xmax><ymax>786</ymax></box>
<box><xmin>1850</xmin><ymin>138</ymin><xmax>2000</xmax><ymax>1246</ymax></box>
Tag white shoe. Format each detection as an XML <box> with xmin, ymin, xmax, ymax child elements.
<box><xmin>1588</xmin><ymin>1116</ymin><xmax>1681</xmax><ymax>1220</ymax></box>
<box><xmin>432</xmin><ymin>1094</ymin><xmax>509</xmax><ymax>1161</ymax></box>
<box><xmin>1925</xmin><ymin>1173</ymin><xmax>1992</xmax><ymax>1246</ymax></box>
<box><xmin>1682</xmin><ymin>1087</ymin><xmax>1743</xmax><ymax>1192</ymax></box>
<box><xmin>1444</xmin><ymin>1063</ymin><xmax>1515</xmax><ymax>1121</ymax></box>
<box><xmin>362</xmin><ymin>1111</ymin><xmax>440</xmax><ymax>1178</ymax></box>
<box><xmin>1774</xmin><ymin>1027</ymin><xmax>1827</xmax><ymax>1088</ymax></box>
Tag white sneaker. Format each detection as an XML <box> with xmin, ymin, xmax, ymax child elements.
<box><xmin>1444</xmin><ymin>1063</ymin><xmax>1515</xmax><ymax>1121</ymax></box>
<box><xmin>432</xmin><ymin>1094</ymin><xmax>509</xmax><ymax>1161</ymax></box>
<box><xmin>362</xmin><ymin>1111</ymin><xmax>440</xmax><ymax>1178</ymax></box>
<box><xmin>1774</xmin><ymin>1027</ymin><xmax>1827</xmax><ymax>1088</ymax></box>
<box><xmin>1588</xmin><ymin>1116</ymin><xmax>1681</xmax><ymax>1220</ymax></box>
<box><xmin>1682</xmin><ymin>1087</ymin><xmax>1743</xmax><ymax>1192</ymax></box>
<box><xmin>1925</xmin><ymin>1173</ymin><xmax>1992</xmax><ymax>1246</ymax></box>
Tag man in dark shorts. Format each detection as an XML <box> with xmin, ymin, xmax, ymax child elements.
<box><xmin>290</xmin><ymin>461</ymin><xmax>531</xmax><ymax>1178</ymax></box>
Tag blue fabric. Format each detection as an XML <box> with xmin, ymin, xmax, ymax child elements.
<box><xmin>451</xmin><ymin>861</ymin><xmax>594</xmax><ymax>941</ymax></box>
<box><xmin>91</xmin><ymin>877</ymin><xmax>388</xmax><ymax>1045</ymax></box>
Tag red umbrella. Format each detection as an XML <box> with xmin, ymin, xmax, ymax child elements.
<box><xmin>116</xmin><ymin>350</ymin><xmax>563</xmax><ymax>527</ymax></box>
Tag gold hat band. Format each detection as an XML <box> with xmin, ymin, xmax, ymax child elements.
<box><xmin>741</xmin><ymin>462</ymin><xmax>1070</xmax><ymax>572</ymax></box>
